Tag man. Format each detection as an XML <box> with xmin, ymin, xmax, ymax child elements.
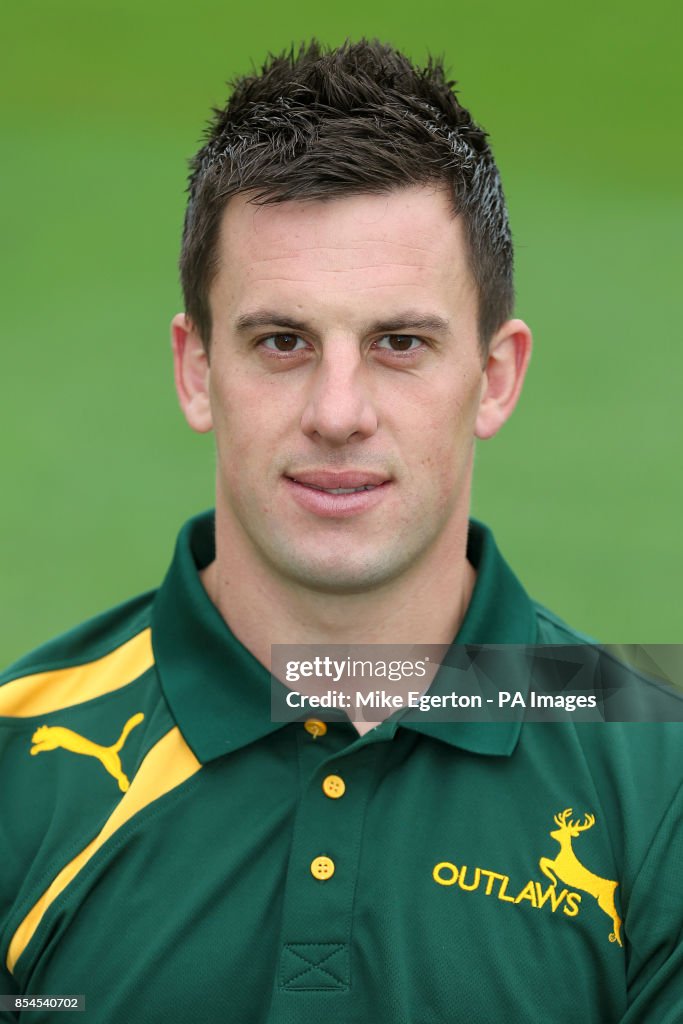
<box><xmin>0</xmin><ymin>40</ymin><xmax>681</xmax><ymax>1023</ymax></box>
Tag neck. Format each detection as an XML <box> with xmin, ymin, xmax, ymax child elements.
<box><xmin>202</xmin><ymin>496</ymin><xmax>476</xmax><ymax>737</ymax></box>
<box><xmin>201</xmin><ymin>505</ymin><xmax>477</xmax><ymax>671</ymax></box>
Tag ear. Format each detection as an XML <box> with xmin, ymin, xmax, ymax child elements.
<box><xmin>171</xmin><ymin>313</ymin><xmax>213</xmax><ymax>433</ymax></box>
<box><xmin>475</xmin><ymin>318</ymin><xmax>532</xmax><ymax>440</ymax></box>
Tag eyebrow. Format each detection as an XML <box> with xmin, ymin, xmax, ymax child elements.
<box><xmin>233</xmin><ymin>309</ymin><xmax>451</xmax><ymax>335</ymax></box>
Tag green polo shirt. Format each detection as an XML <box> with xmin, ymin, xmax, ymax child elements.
<box><xmin>1</xmin><ymin>511</ymin><xmax>681</xmax><ymax>1023</ymax></box>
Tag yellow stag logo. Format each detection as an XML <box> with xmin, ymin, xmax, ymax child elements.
<box><xmin>30</xmin><ymin>713</ymin><xmax>144</xmax><ymax>792</ymax></box>
<box><xmin>539</xmin><ymin>808</ymin><xmax>622</xmax><ymax>946</ymax></box>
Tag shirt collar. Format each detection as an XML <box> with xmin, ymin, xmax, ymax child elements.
<box><xmin>152</xmin><ymin>511</ymin><xmax>538</xmax><ymax>763</ymax></box>
<box><xmin>399</xmin><ymin>517</ymin><xmax>538</xmax><ymax>757</ymax></box>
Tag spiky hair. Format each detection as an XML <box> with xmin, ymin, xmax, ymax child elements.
<box><xmin>180</xmin><ymin>39</ymin><xmax>514</xmax><ymax>349</ymax></box>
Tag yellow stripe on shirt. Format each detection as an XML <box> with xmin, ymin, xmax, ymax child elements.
<box><xmin>0</xmin><ymin>629</ymin><xmax>154</xmax><ymax>717</ymax></box>
<box><xmin>6</xmin><ymin>726</ymin><xmax>201</xmax><ymax>973</ymax></box>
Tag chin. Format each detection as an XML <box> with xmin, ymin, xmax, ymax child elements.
<box><xmin>274</xmin><ymin>547</ymin><xmax>410</xmax><ymax>595</ymax></box>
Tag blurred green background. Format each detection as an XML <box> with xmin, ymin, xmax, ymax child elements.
<box><xmin>2</xmin><ymin>0</ymin><xmax>681</xmax><ymax>665</ymax></box>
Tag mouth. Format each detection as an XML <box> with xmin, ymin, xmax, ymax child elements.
<box><xmin>291</xmin><ymin>482</ymin><xmax>380</xmax><ymax>495</ymax></box>
<box><xmin>287</xmin><ymin>470</ymin><xmax>390</xmax><ymax>489</ymax></box>
<box><xmin>284</xmin><ymin>471</ymin><xmax>392</xmax><ymax>518</ymax></box>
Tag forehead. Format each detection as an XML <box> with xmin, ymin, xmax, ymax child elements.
<box><xmin>210</xmin><ymin>185</ymin><xmax>476</xmax><ymax>326</ymax></box>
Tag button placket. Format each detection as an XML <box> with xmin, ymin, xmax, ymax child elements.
<box><xmin>270</xmin><ymin>730</ymin><xmax>383</xmax><ymax>1014</ymax></box>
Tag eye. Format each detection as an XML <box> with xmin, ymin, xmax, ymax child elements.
<box><xmin>260</xmin><ymin>334</ymin><xmax>309</xmax><ymax>353</ymax></box>
<box><xmin>374</xmin><ymin>334</ymin><xmax>424</xmax><ymax>353</ymax></box>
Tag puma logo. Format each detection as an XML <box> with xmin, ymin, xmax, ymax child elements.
<box><xmin>30</xmin><ymin>713</ymin><xmax>145</xmax><ymax>792</ymax></box>
<box><xmin>539</xmin><ymin>808</ymin><xmax>622</xmax><ymax>946</ymax></box>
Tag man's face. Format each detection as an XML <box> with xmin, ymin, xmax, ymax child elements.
<box><xmin>189</xmin><ymin>185</ymin><xmax>501</xmax><ymax>593</ymax></box>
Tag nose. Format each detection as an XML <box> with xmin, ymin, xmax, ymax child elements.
<box><xmin>300</xmin><ymin>341</ymin><xmax>378</xmax><ymax>445</ymax></box>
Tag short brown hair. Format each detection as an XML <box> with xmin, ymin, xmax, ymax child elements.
<box><xmin>180</xmin><ymin>39</ymin><xmax>514</xmax><ymax>350</ymax></box>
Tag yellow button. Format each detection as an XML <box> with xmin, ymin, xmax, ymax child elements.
<box><xmin>310</xmin><ymin>856</ymin><xmax>335</xmax><ymax>880</ymax></box>
<box><xmin>322</xmin><ymin>774</ymin><xmax>346</xmax><ymax>799</ymax></box>
<box><xmin>304</xmin><ymin>718</ymin><xmax>327</xmax><ymax>738</ymax></box>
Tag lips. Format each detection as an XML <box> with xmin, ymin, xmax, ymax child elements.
<box><xmin>306</xmin><ymin>485</ymin><xmax>376</xmax><ymax>494</ymax></box>
<box><xmin>284</xmin><ymin>471</ymin><xmax>392</xmax><ymax>518</ymax></box>
<box><xmin>286</xmin><ymin>470</ymin><xmax>390</xmax><ymax>491</ymax></box>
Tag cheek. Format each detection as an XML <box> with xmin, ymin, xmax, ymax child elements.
<box><xmin>413</xmin><ymin>383</ymin><xmax>479</xmax><ymax>459</ymax></box>
<box><xmin>405</xmin><ymin>385</ymin><xmax>479</xmax><ymax>500</ymax></box>
<box><xmin>210</xmin><ymin>373</ymin><xmax>265</xmax><ymax>448</ymax></box>
<box><xmin>209</xmin><ymin>384</ymin><xmax>254</xmax><ymax>480</ymax></box>
<box><xmin>210</xmin><ymin>379</ymin><xmax>289</xmax><ymax>503</ymax></box>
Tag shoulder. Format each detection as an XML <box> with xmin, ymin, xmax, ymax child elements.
<box><xmin>0</xmin><ymin>589</ymin><xmax>156</xmax><ymax>692</ymax></box>
<box><xmin>531</xmin><ymin>599</ymin><xmax>683</xmax><ymax>723</ymax></box>
<box><xmin>532</xmin><ymin>598</ymin><xmax>593</xmax><ymax>638</ymax></box>
<box><xmin>531</xmin><ymin>601</ymin><xmax>597</xmax><ymax>645</ymax></box>
<box><xmin>0</xmin><ymin>591</ymin><xmax>176</xmax><ymax>958</ymax></box>
<box><xmin>523</xmin><ymin>601</ymin><xmax>683</xmax><ymax>891</ymax></box>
